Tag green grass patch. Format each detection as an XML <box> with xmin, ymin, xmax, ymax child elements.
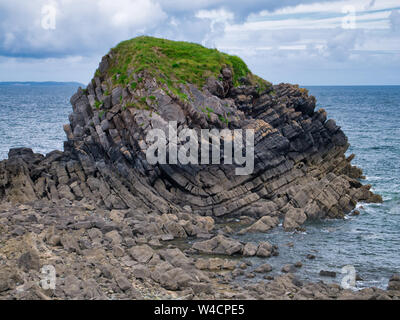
<box><xmin>101</xmin><ymin>36</ymin><xmax>270</xmax><ymax>96</ymax></box>
<box><xmin>95</xmin><ymin>100</ymin><xmax>103</xmax><ymax>109</ymax></box>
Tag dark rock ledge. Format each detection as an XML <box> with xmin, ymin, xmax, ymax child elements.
<box><xmin>1</xmin><ymin>37</ymin><xmax>393</xmax><ymax>300</ymax></box>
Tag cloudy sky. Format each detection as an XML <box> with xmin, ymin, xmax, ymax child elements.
<box><xmin>0</xmin><ymin>0</ymin><xmax>399</xmax><ymax>85</ymax></box>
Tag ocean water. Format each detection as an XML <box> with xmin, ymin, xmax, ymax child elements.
<box><xmin>0</xmin><ymin>84</ymin><xmax>399</xmax><ymax>289</ymax></box>
<box><xmin>0</xmin><ymin>83</ymin><xmax>80</xmax><ymax>159</ymax></box>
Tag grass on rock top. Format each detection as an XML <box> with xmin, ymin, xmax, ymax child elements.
<box><xmin>98</xmin><ymin>36</ymin><xmax>270</xmax><ymax>94</ymax></box>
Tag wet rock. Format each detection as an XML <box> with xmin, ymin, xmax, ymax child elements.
<box><xmin>242</xmin><ymin>242</ymin><xmax>258</xmax><ymax>257</ymax></box>
<box><xmin>282</xmin><ymin>264</ymin><xmax>296</xmax><ymax>273</ymax></box>
<box><xmin>350</xmin><ymin>210</ymin><xmax>360</xmax><ymax>216</ymax></box>
<box><xmin>254</xmin><ymin>264</ymin><xmax>273</xmax><ymax>273</ymax></box>
<box><xmin>239</xmin><ymin>263</ymin><xmax>248</xmax><ymax>270</ymax></box>
<box><xmin>387</xmin><ymin>274</ymin><xmax>400</xmax><ymax>291</ymax></box>
<box><xmin>256</xmin><ymin>241</ymin><xmax>274</xmax><ymax>258</ymax></box>
<box><xmin>319</xmin><ymin>270</ymin><xmax>337</xmax><ymax>278</ymax></box>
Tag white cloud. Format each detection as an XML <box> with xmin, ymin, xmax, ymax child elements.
<box><xmin>196</xmin><ymin>9</ymin><xmax>234</xmax><ymax>22</ymax></box>
<box><xmin>195</xmin><ymin>8</ymin><xmax>234</xmax><ymax>47</ymax></box>
<box><xmin>0</xmin><ymin>0</ymin><xmax>167</xmax><ymax>57</ymax></box>
<box><xmin>97</xmin><ymin>0</ymin><xmax>165</xmax><ymax>28</ymax></box>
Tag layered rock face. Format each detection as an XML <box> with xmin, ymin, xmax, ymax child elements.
<box><xmin>0</xmin><ymin>41</ymin><xmax>380</xmax><ymax>233</ymax></box>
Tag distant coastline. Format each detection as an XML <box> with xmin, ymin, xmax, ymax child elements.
<box><xmin>0</xmin><ymin>81</ymin><xmax>84</xmax><ymax>86</ymax></box>
<box><xmin>1</xmin><ymin>82</ymin><xmax>398</xmax><ymax>88</ymax></box>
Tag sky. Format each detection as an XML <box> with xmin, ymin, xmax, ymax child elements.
<box><xmin>0</xmin><ymin>0</ymin><xmax>399</xmax><ymax>85</ymax></box>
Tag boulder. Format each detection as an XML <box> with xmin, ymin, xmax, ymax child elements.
<box><xmin>128</xmin><ymin>245</ymin><xmax>155</xmax><ymax>264</ymax></box>
<box><xmin>0</xmin><ymin>268</ymin><xmax>22</xmax><ymax>293</ymax></box>
<box><xmin>319</xmin><ymin>270</ymin><xmax>337</xmax><ymax>278</ymax></box>
<box><xmin>254</xmin><ymin>264</ymin><xmax>273</xmax><ymax>273</ymax></box>
<box><xmin>238</xmin><ymin>216</ymin><xmax>279</xmax><ymax>234</ymax></box>
<box><xmin>18</xmin><ymin>250</ymin><xmax>40</xmax><ymax>272</ymax></box>
<box><xmin>256</xmin><ymin>242</ymin><xmax>274</xmax><ymax>258</ymax></box>
<box><xmin>387</xmin><ymin>274</ymin><xmax>400</xmax><ymax>291</ymax></box>
<box><xmin>242</xmin><ymin>242</ymin><xmax>258</xmax><ymax>257</ymax></box>
<box><xmin>192</xmin><ymin>235</ymin><xmax>243</xmax><ymax>256</ymax></box>
<box><xmin>283</xmin><ymin>208</ymin><xmax>307</xmax><ymax>231</ymax></box>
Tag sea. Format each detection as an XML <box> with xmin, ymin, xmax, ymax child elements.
<box><xmin>0</xmin><ymin>83</ymin><xmax>399</xmax><ymax>289</ymax></box>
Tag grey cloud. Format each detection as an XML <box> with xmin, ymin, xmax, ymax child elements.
<box><xmin>0</xmin><ymin>0</ymin><xmax>167</xmax><ymax>58</ymax></box>
<box><xmin>325</xmin><ymin>29</ymin><xmax>365</xmax><ymax>61</ymax></box>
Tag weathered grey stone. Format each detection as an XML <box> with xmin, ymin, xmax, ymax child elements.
<box><xmin>242</xmin><ymin>242</ymin><xmax>258</xmax><ymax>257</ymax></box>
<box><xmin>283</xmin><ymin>208</ymin><xmax>307</xmax><ymax>231</ymax></box>
<box><xmin>128</xmin><ymin>245</ymin><xmax>155</xmax><ymax>264</ymax></box>
<box><xmin>254</xmin><ymin>264</ymin><xmax>273</xmax><ymax>273</ymax></box>
<box><xmin>256</xmin><ymin>242</ymin><xmax>273</xmax><ymax>258</ymax></box>
<box><xmin>192</xmin><ymin>235</ymin><xmax>243</xmax><ymax>256</ymax></box>
<box><xmin>18</xmin><ymin>250</ymin><xmax>40</xmax><ymax>272</ymax></box>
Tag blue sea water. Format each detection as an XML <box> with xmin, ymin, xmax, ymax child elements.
<box><xmin>0</xmin><ymin>83</ymin><xmax>80</xmax><ymax>159</ymax></box>
<box><xmin>0</xmin><ymin>83</ymin><xmax>399</xmax><ymax>289</ymax></box>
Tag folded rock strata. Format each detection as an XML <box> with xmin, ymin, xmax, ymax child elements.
<box><xmin>0</xmin><ymin>38</ymin><xmax>381</xmax><ymax>234</ymax></box>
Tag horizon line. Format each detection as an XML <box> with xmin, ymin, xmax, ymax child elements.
<box><xmin>1</xmin><ymin>81</ymin><xmax>399</xmax><ymax>87</ymax></box>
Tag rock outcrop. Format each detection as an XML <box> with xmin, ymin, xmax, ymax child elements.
<box><xmin>0</xmin><ymin>37</ymin><xmax>380</xmax><ymax>229</ymax></box>
<box><xmin>0</xmin><ymin>36</ymin><xmax>387</xmax><ymax>300</ymax></box>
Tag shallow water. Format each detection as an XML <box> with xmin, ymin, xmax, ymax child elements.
<box><xmin>0</xmin><ymin>84</ymin><xmax>399</xmax><ymax>289</ymax></box>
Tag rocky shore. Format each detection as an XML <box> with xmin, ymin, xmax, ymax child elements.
<box><xmin>1</xmin><ymin>36</ymin><xmax>396</xmax><ymax>300</ymax></box>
